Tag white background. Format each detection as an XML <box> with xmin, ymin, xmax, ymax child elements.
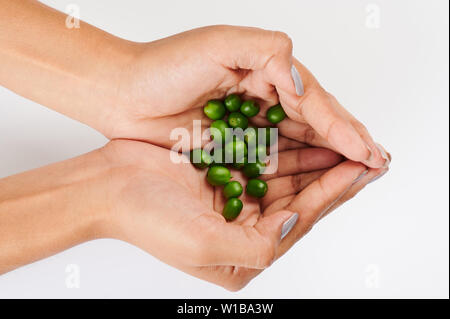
<box><xmin>0</xmin><ymin>0</ymin><xmax>448</xmax><ymax>298</ymax></box>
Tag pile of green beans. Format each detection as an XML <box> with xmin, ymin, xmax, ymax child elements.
<box><xmin>191</xmin><ymin>94</ymin><xmax>286</xmax><ymax>221</ymax></box>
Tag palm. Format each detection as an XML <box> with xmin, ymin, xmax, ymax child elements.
<box><xmin>105</xmin><ymin>138</ymin><xmax>343</xmax><ymax>289</ymax></box>
<box><xmin>111</xmin><ymin>140</ymin><xmax>275</xmax><ymax>227</ymax></box>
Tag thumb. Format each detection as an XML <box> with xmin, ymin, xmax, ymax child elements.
<box><xmin>255</xmin><ymin>210</ymin><xmax>299</xmax><ymax>244</ymax></box>
<box><xmin>202</xmin><ymin>210</ymin><xmax>298</xmax><ymax>269</ymax></box>
<box><xmin>278</xmin><ymin>59</ymin><xmax>374</xmax><ymax>164</ymax></box>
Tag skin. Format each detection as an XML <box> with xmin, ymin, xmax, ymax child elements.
<box><xmin>0</xmin><ymin>139</ymin><xmax>383</xmax><ymax>290</ymax></box>
<box><xmin>0</xmin><ymin>1</ymin><xmax>389</xmax><ymax>167</ymax></box>
<box><xmin>0</xmin><ymin>1</ymin><xmax>392</xmax><ymax>290</ymax></box>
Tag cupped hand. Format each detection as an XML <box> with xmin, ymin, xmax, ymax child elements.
<box><xmin>104</xmin><ymin>25</ymin><xmax>389</xmax><ymax>168</ymax></box>
<box><xmin>97</xmin><ymin>139</ymin><xmax>384</xmax><ymax>290</ymax></box>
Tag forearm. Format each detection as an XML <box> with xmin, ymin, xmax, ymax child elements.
<box><xmin>0</xmin><ymin>149</ymin><xmax>111</xmax><ymax>274</ymax></box>
<box><xmin>0</xmin><ymin>0</ymin><xmax>138</xmax><ymax>133</ymax></box>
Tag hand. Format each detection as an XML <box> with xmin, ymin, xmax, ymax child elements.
<box><xmin>107</xmin><ymin>26</ymin><xmax>389</xmax><ymax>169</ymax></box>
<box><xmin>0</xmin><ymin>135</ymin><xmax>385</xmax><ymax>289</ymax></box>
<box><xmin>96</xmin><ymin>140</ymin><xmax>340</xmax><ymax>288</ymax></box>
<box><xmin>0</xmin><ymin>2</ymin><xmax>390</xmax><ymax>169</ymax></box>
<box><xmin>0</xmin><ymin>2</ymin><xmax>391</xmax><ymax>290</ymax></box>
<box><xmin>0</xmin><ymin>138</ymin><xmax>343</xmax><ymax>283</ymax></box>
<box><xmin>95</xmin><ymin>140</ymin><xmax>386</xmax><ymax>290</ymax></box>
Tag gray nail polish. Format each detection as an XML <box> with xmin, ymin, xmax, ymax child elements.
<box><xmin>376</xmin><ymin>143</ymin><xmax>390</xmax><ymax>168</ymax></box>
<box><xmin>291</xmin><ymin>65</ymin><xmax>304</xmax><ymax>96</ymax></box>
<box><xmin>352</xmin><ymin>169</ymin><xmax>369</xmax><ymax>185</ymax></box>
<box><xmin>281</xmin><ymin>213</ymin><xmax>299</xmax><ymax>240</ymax></box>
<box><xmin>368</xmin><ymin>170</ymin><xmax>388</xmax><ymax>184</ymax></box>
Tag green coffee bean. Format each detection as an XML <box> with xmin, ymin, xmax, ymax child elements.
<box><xmin>222</xmin><ymin>198</ymin><xmax>243</xmax><ymax>221</ymax></box>
<box><xmin>223</xmin><ymin>181</ymin><xmax>243</xmax><ymax>199</ymax></box>
<box><xmin>204</xmin><ymin>100</ymin><xmax>226</xmax><ymax>120</ymax></box>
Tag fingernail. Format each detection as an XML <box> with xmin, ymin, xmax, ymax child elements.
<box><xmin>368</xmin><ymin>169</ymin><xmax>388</xmax><ymax>184</ymax></box>
<box><xmin>281</xmin><ymin>213</ymin><xmax>299</xmax><ymax>240</ymax></box>
<box><xmin>352</xmin><ymin>169</ymin><xmax>369</xmax><ymax>185</ymax></box>
<box><xmin>376</xmin><ymin>143</ymin><xmax>390</xmax><ymax>168</ymax></box>
<box><xmin>291</xmin><ymin>65</ymin><xmax>304</xmax><ymax>96</ymax></box>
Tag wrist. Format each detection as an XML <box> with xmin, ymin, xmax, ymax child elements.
<box><xmin>0</xmin><ymin>148</ymin><xmax>115</xmax><ymax>273</ymax></box>
<box><xmin>84</xmin><ymin>39</ymin><xmax>144</xmax><ymax>137</ymax></box>
<box><xmin>0</xmin><ymin>0</ymin><xmax>143</xmax><ymax>137</ymax></box>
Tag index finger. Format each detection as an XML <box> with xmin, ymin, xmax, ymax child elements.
<box><xmin>278</xmin><ymin>60</ymin><xmax>372</xmax><ymax>161</ymax></box>
<box><xmin>278</xmin><ymin>160</ymin><xmax>367</xmax><ymax>256</ymax></box>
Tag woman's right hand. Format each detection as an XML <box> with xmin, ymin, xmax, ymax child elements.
<box><xmin>97</xmin><ymin>139</ymin><xmax>384</xmax><ymax>290</ymax></box>
<box><xmin>0</xmin><ymin>135</ymin><xmax>384</xmax><ymax>290</ymax></box>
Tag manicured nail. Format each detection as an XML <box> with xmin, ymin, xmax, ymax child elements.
<box><xmin>353</xmin><ymin>169</ymin><xmax>369</xmax><ymax>185</ymax></box>
<box><xmin>376</xmin><ymin>143</ymin><xmax>390</xmax><ymax>168</ymax></box>
<box><xmin>281</xmin><ymin>213</ymin><xmax>299</xmax><ymax>240</ymax></box>
<box><xmin>369</xmin><ymin>169</ymin><xmax>388</xmax><ymax>184</ymax></box>
<box><xmin>291</xmin><ymin>65</ymin><xmax>304</xmax><ymax>96</ymax></box>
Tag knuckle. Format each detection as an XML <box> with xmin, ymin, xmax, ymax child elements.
<box><xmin>271</xmin><ymin>31</ymin><xmax>293</xmax><ymax>52</ymax></box>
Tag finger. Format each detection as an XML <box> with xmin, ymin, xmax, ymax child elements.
<box><xmin>228</xmin><ymin>166</ymin><xmax>382</xmax><ymax>290</ymax></box>
<box><xmin>197</xmin><ymin>210</ymin><xmax>297</xmax><ymax>269</ymax></box>
<box><xmin>261</xmin><ymin>169</ymin><xmax>327</xmax><ymax>209</ymax></box>
<box><xmin>277</xmin><ymin>58</ymin><xmax>377</xmax><ymax>166</ymax></box>
<box><xmin>263</xmin><ymin>195</ymin><xmax>295</xmax><ymax>217</ymax></box>
<box><xmin>275</xmin><ymin>161</ymin><xmax>368</xmax><ymax>257</ymax></box>
<box><xmin>277</xmin><ymin>118</ymin><xmax>332</xmax><ymax>149</ymax></box>
<box><xmin>250</xmin><ymin>115</ymin><xmax>334</xmax><ymax>150</ymax></box>
<box><xmin>262</xmin><ymin>162</ymin><xmax>366</xmax><ymax>219</ymax></box>
<box><xmin>261</xmin><ymin>147</ymin><xmax>343</xmax><ymax>180</ymax></box>
<box><xmin>276</xmin><ymin>135</ymin><xmax>308</xmax><ymax>152</ymax></box>
<box><xmin>121</xmin><ymin>108</ymin><xmax>212</xmax><ymax>149</ymax></box>
<box><xmin>211</xmin><ymin>26</ymin><xmax>296</xmax><ymax>95</ymax></box>
<box><xmin>249</xmin><ymin>110</ymin><xmax>334</xmax><ymax>150</ymax></box>
<box><xmin>328</xmin><ymin>95</ymin><xmax>390</xmax><ymax>168</ymax></box>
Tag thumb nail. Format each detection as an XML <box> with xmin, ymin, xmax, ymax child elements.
<box><xmin>376</xmin><ymin>143</ymin><xmax>391</xmax><ymax>168</ymax></box>
<box><xmin>291</xmin><ymin>65</ymin><xmax>304</xmax><ymax>96</ymax></box>
<box><xmin>281</xmin><ymin>213</ymin><xmax>299</xmax><ymax>240</ymax></box>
